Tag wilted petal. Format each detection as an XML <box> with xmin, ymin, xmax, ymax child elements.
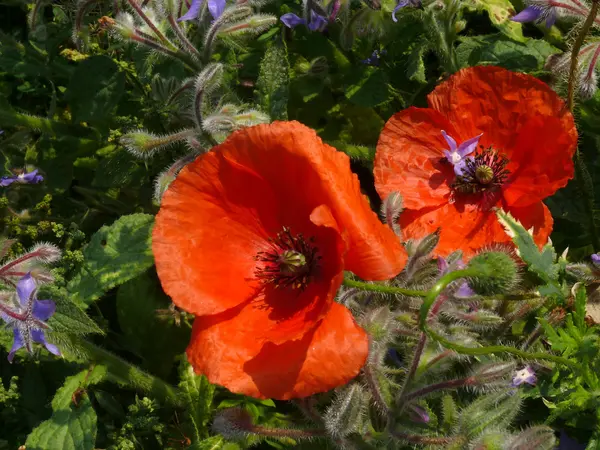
<box><xmin>511</xmin><ymin>6</ymin><xmax>543</xmax><ymax>23</ymax></box>
<box><xmin>280</xmin><ymin>13</ymin><xmax>305</xmax><ymax>28</ymax></box>
<box><xmin>32</xmin><ymin>329</ymin><xmax>61</xmax><ymax>356</ymax></box>
<box><xmin>437</xmin><ymin>256</ymin><xmax>450</xmax><ymax>275</ymax></box>
<box><xmin>208</xmin><ymin>0</ymin><xmax>226</xmax><ymax>20</ymax></box>
<box><xmin>8</xmin><ymin>328</ymin><xmax>24</xmax><ymax>362</ymax></box>
<box><xmin>408</xmin><ymin>404</ymin><xmax>430</xmax><ymax>423</ymax></box>
<box><xmin>16</xmin><ymin>273</ymin><xmax>36</xmax><ymax>306</ymax></box>
<box><xmin>178</xmin><ymin>0</ymin><xmax>203</xmax><ymax>21</ymax></box>
<box><xmin>33</xmin><ymin>299</ymin><xmax>56</xmax><ymax>321</ymax></box>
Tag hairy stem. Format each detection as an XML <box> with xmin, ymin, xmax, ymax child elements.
<box><xmin>167</xmin><ymin>14</ymin><xmax>202</xmax><ymax>61</ymax></box>
<box><xmin>403</xmin><ymin>377</ymin><xmax>473</xmax><ymax>402</ymax></box>
<box><xmin>342</xmin><ymin>278</ymin><xmax>427</xmax><ymax>298</ymax></box>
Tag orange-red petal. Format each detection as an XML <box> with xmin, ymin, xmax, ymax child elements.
<box><xmin>400</xmin><ymin>201</ymin><xmax>553</xmax><ymax>258</ymax></box>
<box><xmin>206</xmin><ymin>121</ymin><xmax>406</xmax><ymax>281</ymax></box>
<box><xmin>503</xmin><ymin>116</ymin><xmax>576</xmax><ymax>207</ymax></box>
<box><xmin>427</xmin><ymin>66</ymin><xmax>576</xmax><ymax>155</ymax></box>
<box><xmin>374</xmin><ymin>107</ymin><xmax>458</xmax><ymax>210</ymax></box>
<box><xmin>187</xmin><ymin>301</ymin><xmax>368</xmax><ymax>400</ymax></box>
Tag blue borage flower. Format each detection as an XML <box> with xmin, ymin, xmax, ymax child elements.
<box><xmin>437</xmin><ymin>256</ymin><xmax>476</xmax><ymax>298</ymax></box>
<box><xmin>178</xmin><ymin>0</ymin><xmax>226</xmax><ymax>21</ymax></box>
<box><xmin>0</xmin><ymin>169</ymin><xmax>43</xmax><ymax>187</ymax></box>
<box><xmin>392</xmin><ymin>0</ymin><xmax>421</xmax><ymax>22</ymax></box>
<box><xmin>362</xmin><ymin>49</ymin><xmax>387</xmax><ymax>66</ymax></box>
<box><xmin>441</xmin><ymin>131</ymin><xmax>483</xmax><ymax>177</ymax></box>
<box><xmin>280</xmin><ymin>0</ymin><xmax>340</xmax><ymax>32</ymax></box>
<box><xmin>0</xmin><ymin>273</ymin><xmax>59</xmax><ymax>362</ymax></box>
<box><xmin>511</xmin><ymin>365</ymin><xmax>536</xmax><ymax>387</ymax></box>
<box><xmin>511</xmin><ymin>0</ymin><xmax>591</xmax><ymax>28</ymax></box>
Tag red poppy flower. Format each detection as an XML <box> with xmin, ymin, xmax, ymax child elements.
<box><xmin>374</xmin><ymin>66</ymin><xmax>577</xmax><ymax>258</ymax></box>
<box><xmin>153</xmin><ymin>121</ymin><xmax>407</xmax><ymax>399</ymax></box>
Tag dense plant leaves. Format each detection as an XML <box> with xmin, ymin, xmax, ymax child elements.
<box><xmin>67</xmin><ymin>214</ymin><xmax>155</xmax><ymax>306</ymax></box>
<box><xmin>344</xmin><ymin>67</ymin><xmax>391</xmax><ymax>108</ymax></box>
<box><xmin>256</xmin><ymin>41</ymin><xmax>290</xmax><ymax>120</ymax></box>
<box><xmin>179</xmin><ymin>358</ymin><xmax>216</xmax><ymax>442</ymax></box>
<box><xmin>25</xmin><ymin>396</ymin><xmax>98</xmax><ymax>450</ymax></box>
<box><xmin>116</xmin><ymin>271</ymin><xmax>188</xmax><ymax>377</ymax></box>
<box><xmin>51</xmin><ymin>366</ymin><xmax>108</xmax><ymax>411</ymax></box>
<box><xmin>456</xmin><ymin>34</ymin><xmax>560</xmax><ymax>71</ymax></box>
<box><xmin>65</xmin><ymin>55</ymin><xmax>125</xmax><ymax>125</ymax></box>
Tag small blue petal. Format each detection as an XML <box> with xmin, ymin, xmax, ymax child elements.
<box><xmin>592</xmin><ymin>253</ymin><xmax>600</xmax><ymax>266</ymax></box>
<box><xmin>208</xmin><ymin>0</ymin><xmax>226</xmax><ymax>20</ymax></box>
<box><xmin>8</xmin><ymin>328</ymin><xmax>24</xmax><ymax>363</ymax></box>
<box><xmin>558</xmin><ymin>430</ymin><xmax>587</xmax><ymax>450</ymax></box>
<box><xmin>308</xmin><ymin>10</ymin><xmax>328</xmax><ymax>31</ymax></box>
<box><xmin>177</xmin><ymin>0</ymin><xmax>204</xmax><ymax>22</ymax></box>
<box><xmin>455</xmin><ymin>282</ymin><xmax>476</xmax><ymax>298</ymax></box>
<box><xmin>280</xmin><ymin>13</ymin><xmax>305</xmax><ymax>28</ymax></box>
<box><xmin>511</xmin><ymin>6</ymin><xmax>543</xmax><ymax>23</ymax></box>
<box><xmin>0</xmin><ymin>176</ymin><xmax>17</xmax><ymax>187</ymax></box>
<box><xmin>21</xmin><ymin>169</ymin><xmax>43</xmax><ymax>184</ymax></box>
<box><xmin>33</xmin><ymin>299</ymin><xmax>56</xmax><ymax>321</ymax></box>
<box><xmin>32</xmin><ymin>329</ymin><xmax>61</xmax><ymax>356</ymax></box>
<box><xmin>392</xmin><ymin>0</ymin><xmax>410</xmax><ymax>22</ymax></box>
<box><xmin>16</xmin><ymin>273</ymin><xmax>36</xmax><ymax>306</ymax></box>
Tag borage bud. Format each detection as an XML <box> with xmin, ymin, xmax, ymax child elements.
<box><xmin>466</xmin><ymin>251</ymin><xmax>518</xmax><ymax>296</ymax></box>
<box><xmin>380</xmin><ymin>191</ymin><xmax>403</xmax><ymax>236</ymax></box>
<box><xmin>111</xmin><ymin>12</ymin><xmax>137</xmax><ymax>40</ymax></box>
<box><xmin>471</xmin><ymin>361</ymin><xmax>515</xmax><ymax>386</ymax></box>
<box><xmin>120</xmin><ymin>129</ymin><xmax>196</xmax><ymax>160</ymax></box>
<box><xmin>27</xmin><ymin>242</ymin><xmax>62</xmax><ymax>264</ymax></box>
<box><xmin>323</xmin><ymin>384</ymin><xmax>367</xmax><ymax>438</ymax></box>
<box><xmin>153</xmin><ymin>154</ymin><xmax>197</xmax><ymax>204</ymax></box>
<box><xmin>218</xmin><ymin>14</ymin><xmax>278</xmax><ymax>37</ymax></box>
<box><xmin>508</xmin><ymin>425</ymin><xmax>556</xmax><ymax>450</ymax></box>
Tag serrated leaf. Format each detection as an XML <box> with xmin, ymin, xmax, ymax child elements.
<box><xmin>460</xmin><ymin>0</ymin><xmax>525</xmax><ymax>42</ymax></box>
<box><xmin>179</xmin><ymin>358</ymin><xmax>216</xmax><ymax>442</ymax></box>
<box><xmin>116</xmin><ymin>271</ymin><xmax>188</xmax><ymax>377</ymax></box>
<box><xmin>41</xmin><ymin>286</ymin><xmax>104</xmax><ymax>336</ymax></box>
<box><xmin>456</xmin><ymin>34</ymin><xmax>560</xmax><ymax>71</ymax></box>
<box><xmin>25</xmin><ymin>396</ymin><xmax>97</xmax><ymax>450</ymax></box>
<box><xmin>67</xmin><ymin>214</ymin><xmax>155</xmax><ymax>306</ymax></box>
<box><xmin>406</xmin><ymin>44</ymin><xmax>427</xmax><ymax>84</ymax></box>
<box><xmin>65</xmin><ymin>55</ymin><xmax>125</xmax><ymax>124</ymax></box>
<box><xmin>52</xmin><ymin>366</ymin><xmax>107</xmax><ymax>411</ymax></box>
<box><xmin>256</xmin><ymin>40</ymin><xmax>289</xmax><ymax>121</ymax></box>
<box><xmin>496</xmin><ymin>209</ymin><xmax>560</xmax><ymax>288</ymax></box>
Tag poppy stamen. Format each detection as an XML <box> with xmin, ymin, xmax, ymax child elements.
<box><xmin>254</xmin><ymin>227</ymin><xmax>320</xmax><ymax>290</ymax></box>
<box><xmin>451</xmin><ymin>147</ymin><xmax>509</xmax><ymax>198</ymax></box>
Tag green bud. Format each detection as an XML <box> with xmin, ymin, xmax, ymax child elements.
<box><xmin>508</xmin><ymin>425</ymin><xmax>556</xmax><ymax>450</ymax></box>
<box><xmin>323</xmin><ymin>384</ymin><xmax>367</xmax><ymax>438</ymax></box>
<box><xmin>470</xmin><ymin>431</ymin><xmax>509</xmax><ymax>450</ymax></box>
<box><xmin>120</xmin><ymin>129</ymin><xmax>195</xmax><ymax>159</ymax></box>
<box><xmin>467</xmin><ymin>251</ymin><xmax>518</xmax><ymax>295</ymax></box>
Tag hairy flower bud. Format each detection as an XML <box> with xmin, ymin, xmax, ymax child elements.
<box><xmin>508</xmin><ymin>425</ymin><xmax>556</xmax><ymax>450</ymax></box>
<box><xmin>153</xmin><ymin>154</ymin><xmax>197</xmax><ymax>204</ymax></box>
<box><xmin>380</xmin><ymin>191</ymin><xmax>403</xmax><ymax>236</ymax></box>
<box><xmin>120</xmin><ymin>129</ymin><xmax>196</xmax><ymax>159</ymax></box>
<box><xmin>219</xmin><ymin>14</ymin><xmax>278</xmax><ymax>36</ymax></box>
<box><xmin>323</xmin><ymin>384</ymin><xmax>367</xmax><ymax>438</ymax></box>
<box><xmin>467</xmin><ymin>251</ymin><xmax>518</xmax><ymax>295</ymax></box>
<box><xmin>471</xmin><ymin>361</ymin><xmax>516</xmax><ymax>386</ymax></box>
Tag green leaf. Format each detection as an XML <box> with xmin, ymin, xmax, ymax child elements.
<box><xmin>67</xmin><ymin>214</ymin><xmax>155</xmax><ymax>306</ymax></box>
<box><xmin>456</xmin><ymin>34</ymin><xmax>560</xmax><ymax>71</ymax></box>
<box><xmin>256</xmin><ymin>40</ymin><xmax>290</xmax><ymax>120</ymax></box>
<box><xmin>406</xmin><ymin>44</ymin><xmax>427</xmax><ymax>84</ymax></box>
<box><xmin>52</xmin><ymin>366</ymin><xmax>108</xmax><ymax>411</ymax></box>
<box><xmin>25</xmin><ymin>397</ymin><xmax>97</xmax><ymax>450</ymax></box>
<box><xmin>325</xmin><ymin>140</ymin><xmax>375</xmax><ymax>161</ymax></box>
<box><xmin>574</xmin><ymin>284</ymin><xmax>588</xmax><ymax>332</ymax></box>
<box><xmin>460</xmin><ymin>0</ymin><xmax>525</xmax><ymax>42</ymax></box>
<box><xmin>345</xmin><ymin>67</ymin><xmax>391</xmax><ymax>108</ymax></box>
<box><xmin>496</xmin><ymin>209</ymin><xmax>562</xmax><ymax>296</ymax></box>
<box><xmin>179</xmin><ymin>357</ymin><xmax>216</xmax><ymax>442</ymax></box>
<box><xmin>65</xmin><ymin>55</ymin><xmax>125</xmax><ymax>124</ymax></box>
<box><xmin>116</xmin><ymin>271</ymin><xmax>188</xmax><ymax>377</ymax></box>
<box><xmin>42</xmin><ymin>286</ymin><xmax>104</xmax><ymax>336</ymax></box>
<box><xmin>190</xmin><ymin>436</ymin><xmax>241</xmax><ymax>450</ymax></box>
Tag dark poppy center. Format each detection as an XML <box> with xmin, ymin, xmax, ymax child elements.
<box><xmin>451</xmin><ymin>148</ymin><xmax>509</xmax><ymax>196</ymax></box>
<box><xmin>254</xmin><ymin>227</ymin><xmax>320</xmax><ymax>290</ymax></box>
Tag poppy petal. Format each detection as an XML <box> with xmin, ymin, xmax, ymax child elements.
<box><xmin>210</xmin><ymin>121</ymin><xmax>406</xmax><ymax>281</ymax></box>
<box><xmin>427</xmin><ymin>66</ymin><xmax>576</xmax><ymax>156</ymax></box>
<box><xmin>504</xmin><ymin>115</ymin><xmax>576</xmax><ymax>207</ymax></box>
<box><xmin>399</xmin><ymin>201</ymin><xmax>552</xmax><ymax>258</ymax></box>
<box><xmin>374</xmin><ymin>107</ymin><xmax>458</xmax><ymax>210</ymax></box>
<box><xmin>187</xmin><ymin>301</ymin><xmax>367</xmax><ymax>399</ymax></box>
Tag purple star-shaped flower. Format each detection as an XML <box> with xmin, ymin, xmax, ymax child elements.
<box><xmin>511</xmin><ymin>5</ymin><xmax>557</xmax><ymax>28</ymax></box>
<box><xmin>511</xmin><ymin>366</ymin><xmax>537</xmax><ymax>387</ymax></box>
<box><xmin>437</xmin><ymin>256</ymin><xmax>476</xmax><ymax>298</ymax></box>
<box><xmin>441</xmin><ymin>131</ymin><xmax>483</xmax><ymax>177</ymax></box>
<box><xmin>178</xmin><ymin>0</ymin><xmax>225</xmax><ymax>21</ymax></box>
<box><xmin>280</xmin><ymin>10</ymin><xmax>328</xmax><ymax>31</ymax></box>
<box><xmin>392</xmin><ymin>0</ymin><xmax>421</xmax><ymax>22</ymax></box>
<box><xmin>0</xmin><ymin>273</ymin><xmax>59</xmax><ymax>362</ymax></box>
<box><xmin>591</xmin><ymin>253</ymin><xmax>600</xmax><ymax>268</ymax></box>
<box><xmin>0</xmin><ymin>169</ymin><xmax>44</xmax><ymax>187</ymax></box>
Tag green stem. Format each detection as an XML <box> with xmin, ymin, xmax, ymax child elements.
<box><xmin>424</xmin><ymin>327</ymin><xmax>578</xmax><ymax>369</ymax></box>
<box><xmin>342</xmin><ymin>278</ymin><xmax>427</xmax><ymax>298</ymax></box>
<box><xmin>0</xmin><ymin>110</ymin><xmax>97</xmax><ymax>138</ymax></box>
<box><xmin>78</xmin><ymin>340</ymin><xmax>182</xmax><ymax>406</ymax></box>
